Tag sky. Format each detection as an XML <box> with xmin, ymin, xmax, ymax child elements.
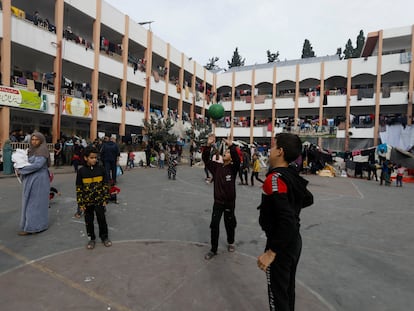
<box><xmin>105</xmin><ymin>0</ymin><xmax>414</xmax><ymax>69</ymax></box>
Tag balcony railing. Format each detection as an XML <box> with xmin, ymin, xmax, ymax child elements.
<box><xmin>10</xmin><ymin>142</ymin><xmax>54</xmax><ymax>152</ymax></box>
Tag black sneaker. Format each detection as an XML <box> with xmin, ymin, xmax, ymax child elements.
<box><xmin>204</xmin><ymin>251</ymin><xmax>217</xmax><ymax>260</ymax></box>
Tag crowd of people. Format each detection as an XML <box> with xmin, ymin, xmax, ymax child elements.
<box><xmin>11</xmin><ymin>129</ymin><xmax>411</xmax><ymax>310</ymax></box>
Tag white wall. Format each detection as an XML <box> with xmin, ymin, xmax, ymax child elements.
<box><xmin>62</xmin><ymin>40</ymin><xmax>94</xmax><ymax>69</ymax></box>
<box><xmin>152</xmin><ymin>34</ymin><xmax>167</xmax><ymax>59</ymax></box>
<box><xmin>255</xmin><ymin>67</ymin><xmax>274</xmax><ymax>85</ymax></box>
<box><xmin>101</xmin><ymin>1</ymin><xmax>125</xmax><ymax>35</ymax></box>
<box><xmin>11</xmin><ymin>17</ymin><xmax>56</xmax><ymax>57</ymax></box>
<box><xmin>325</xmin><ymin>60</ymin><xmax>348</xmax><ymax>78</ymax></box>
<box><xmin>128</xmin><ymin>21</ymin><xmax>147</xmax><ymax>47</ymax></box>
<box><xmin>65</xmin><ymin>0</ymin><xmax>96</xmax><ymax>19</ymax></box>
<box><xmin>99</xmin><ymin>55</ymin><xmax>124</xmax><ymax>80</ymax></box>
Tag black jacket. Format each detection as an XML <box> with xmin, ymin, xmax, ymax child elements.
<box><xmin>101</xmin><ymin>141</ymin><xmax>120</xmax><ymax>162</ymax></box>
<box><xmin>258</xmin><ymin>166</ymin><xmax>313</xmax><ymax>253</ymax></box>
<box><xmin>202</xmin><ymin>145</ymin><xmax>240</xmax><ymax>204</ymax></box>
<box><xmin>76</xmin><ymin>164</ymin><xmax>110</xmax><ymax>208</ymax></box>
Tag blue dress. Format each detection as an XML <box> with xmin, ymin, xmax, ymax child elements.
<box><xmin>19</xmin><ymin>155</ymin><xmax>50</xmax><ymax>233</ymax></box>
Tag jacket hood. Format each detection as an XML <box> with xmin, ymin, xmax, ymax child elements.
<box><xmin>267</xmin><ymin>166</ymin><xmax>313</xmax><ymax>209</ymax></box>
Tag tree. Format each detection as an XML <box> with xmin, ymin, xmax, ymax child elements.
<box><xmin>336</xmin><ymin>47</ymin><xmax>343</xmax><ymax>60</ymax></box>
<box><xmin>143</xmin><ymin>116</ymin><xmax>177</xmax><ymax>146</ymax></box>
<box><xmin>186</xmin><ymin>118</ymin><xmax>212</xmax><ymax>147</ymax></box>
<box><xmin>205</xmin><ymin>56</ymin><xmax>219</xmax><ymax>70</ymax></box>
<box><xmin>267</xmin><ymin>50</ymin><xmax>280</xmax><ymax>63</ymax></box>
<box><xmin>227</xmin><ymin>47</ymin><xmax>245</xmax><ymax>69</ymax></box>
<box><xmin>354</xmin><ymin>30</ymin><xmax>365</xmax><ymax>58</ymax></box>
<box><xmin>301</xmin><ymin>39</ymin><xmax>315</xmax><ymax>58</ymax></box>
<box><xmin>343</xmin><ymin>39</ymin><xmax>354</xmax><ymax>59</ymax></box>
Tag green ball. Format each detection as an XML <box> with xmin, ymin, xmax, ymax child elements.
<box><xmin>208</xmin><ymin>104</ymin><xmax>225</xmax><ymax>120</ymax></box>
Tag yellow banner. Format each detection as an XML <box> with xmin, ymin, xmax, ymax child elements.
<box><xmin>62</xmin><ymin>96</ymin><xmax>92</xmax><ymax>118</ymax></box>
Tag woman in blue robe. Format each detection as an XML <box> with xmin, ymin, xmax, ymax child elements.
<box><xmin>17</xmin><ymin>132</ymin><xmax>50</xmax><ymax>235</ymax></box>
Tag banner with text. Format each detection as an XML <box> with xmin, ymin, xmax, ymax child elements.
<box><xmin>0</xmin><ymin>86</ymin><xmax>46</xmax><ymax>111</ymax></box>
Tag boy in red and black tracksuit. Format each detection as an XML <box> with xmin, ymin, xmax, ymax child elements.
<box><xmin>257</xmin><ymin>133</ymin><xmax>313</xmax><ymax>311</ymax></box>
<box><xmin>76</xmin><ymin>146</ymin><xmax>112</xmax><ymax>249</ymax></box>
<box><xmin>203</xmin><ymin>134</ymin><xmax>240</xmax><ymax>260</ymax></box>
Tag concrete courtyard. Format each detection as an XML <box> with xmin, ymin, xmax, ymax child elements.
<box><xmin>0</xmin><ymin>164</ymin><xmax>413</xmax><ymax>310</ymax></box>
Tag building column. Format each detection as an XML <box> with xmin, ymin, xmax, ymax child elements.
<box><xmin>250</xmin><ymin>69</ymin><xmax>256</xmax><ymax>145</ymax></box>
<box><xmin>90</xmin><ymin>0</ymin><xmax>102</xmax><ymax>140</ymax></box>
<box><xmin>119</xmin><ymin>15</ymin><xmax>129</xmax><ymax>138</ymax></box>
<box><xmin>201</xmin><ymin>69</ymin><xmax>206</xmax><ymax>117</ymax></box>
<box><xmin>230</xmin><ymin>72</ymin><xmax>236</xmax><ymax>138</ymax></box>
<box><xmin>294</xmin><ymin>64</ymin><xmax>300</xmax><ymax>127</ymax></box>
<box><xmin>0</xmin><ymin>0</ymin><xmax>12</xmax><ymax>145</ymax></box>
<box><xmin>318</xmin><ymin>62</ymin><xmax>325</xmax><ymax>146</ymax></box>
<box><xmin>143</xmin><ymin>30</ymin><xmax>153</xmax><ymax>121</ymax></box>
<box><xmin>374</xmin><ymin>30</ymin><xmax>383</xmax><ymax>146</ymax></box>
<box><xmin>52</xmin><ymin>0</ymin><xmax>64</xmax><ymax>143</ymax></box>
<box><xmin>212</xmin><ymin>72</ymin><xmax>217</xmax><ymax>104</ymax></box>
<box><xmin>162</xmin><ymin>44</ymin><xmax>170</xmax><ymax>118</ymax></box>
<box><xmin>271</xmin><ymin>66</ymin><xmax>277</xmax><ymax>147</ymax></box>
<box><xmin>190</xmin><ymin>61</ymin><xmax>197</xmax><ymax>122</ymax></box>
<box><xmin>407</xmin><ymin>25</ymin><xmax>414</xmax><ymax>126</ymax></box>
<box><xmin>177</xmin><ymin>53</ymin><xmax>184</xmax><ymax>120</ymax></box>
<box><xmin>345</xmin><ymin>59</ymin><xmax>352</xmax><ymax>151</ymax></box>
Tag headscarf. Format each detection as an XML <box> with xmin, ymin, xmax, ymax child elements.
<box><xmin>28</xmin><ymin>132</ymin><xmax>51</xmax><ymax>166</ymax></box>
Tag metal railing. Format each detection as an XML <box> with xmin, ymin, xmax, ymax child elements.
<box><xmin>10</xmin><ymin>142</ymin><xmax>55</xmax><ymax>152</ymax></box>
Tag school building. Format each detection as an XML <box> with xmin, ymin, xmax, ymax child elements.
<box><xmin>0</xmin><ymin>0</ymin><xmax>413</xmax><ymax>151</ymax></box>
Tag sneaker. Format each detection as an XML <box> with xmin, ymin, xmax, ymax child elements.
<box><xmin>103</xmin><ymin>239</ymin><xmax>112</xmax><ymax>247</ymax></box>
<box><xmin>204</xmin><ymin>251</ymin><xmax>217</xmax><ymax>260</ymax></box>
<box><xmin>228</xmin><ymin>244</ymin><xmax>235</xmax><ymax>252</ymax></box>
<box><xmin>86</xmin><ymin>240</ymin><xmax>96</xmax><ymax>250</ymax></box>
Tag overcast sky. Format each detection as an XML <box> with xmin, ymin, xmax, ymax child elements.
<box><xmin>105</xmin><ymin>0</ymin><xmax>414</xmax><ymax>69</ymax></box>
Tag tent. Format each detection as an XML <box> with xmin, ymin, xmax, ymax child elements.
<box><xmin>390</xmin><ymin>148</ymin><xmax>414</xmax><ymax>169</ymax></box>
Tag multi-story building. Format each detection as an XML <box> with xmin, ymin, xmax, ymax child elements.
<box><xmin>1</xmin><ymin>0</ymin><xmax>413</xmax><ymax>152</ymax></box>
<box><xmin>215</xmin><ymin>26</ymin><xmax>414</xmax><ymax>151</ymax></box>
<box><xmin>0</xmin><ymin>0</ymin><xmax>214</xmax><ymax>145</ymax></box>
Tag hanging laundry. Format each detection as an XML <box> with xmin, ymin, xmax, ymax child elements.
<box><xmin>185</xmin><ymin>85</ymin><xmax>189</xmax><ymax>99</ymax></box>
<box><xmin>382</xmin><ymin>85</ymin><xmax>390</xmax><ymax>98</ymax></box>
<box><xmin>152</xmin><ymin>70</ymin><xmax>160</xmax><ymax>82</ymax></box>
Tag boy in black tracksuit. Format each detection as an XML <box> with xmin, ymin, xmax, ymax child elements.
<box><xmin>257</xmin><ymin>133</ymin><xmax>313</xmax><ymax>311</ymax></box>
<box><xmin>203</xmin><ymin>134</ymin><xmax>240</xmax><ymax>260</ymax></box>
<box><xmin>76</xmin><ymin>146</ymin><xmax>112</xmax><ymax>249</ymax></box>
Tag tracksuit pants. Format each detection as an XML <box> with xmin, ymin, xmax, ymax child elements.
<box><xmin>266</xmin><ymin>234</ymin><xmax>302</xmax><ymax>311</ymax></box>
<box><xmin>209</xmin><ymin>201</ymin><xmax>237</xmax><ymax>253</ymax></box>
<box><xmin>84</xmin><ymin>205</ymin><xmax>108</xmax><ymax>241</ymax></box>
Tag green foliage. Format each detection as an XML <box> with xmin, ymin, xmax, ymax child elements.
<box><xmin>227</xmin><ymin>47</ymin><xmax>245</xmax><ymax>69</ymax></box>
<box><xmin>185</xmin><ymin>119</ymin><xmax>212</xmax><ymax>147</ymax></box>
<box><xmin>267</xmin><ymin>50</ymin><xmax>280</xmax><ymax>63</ymax></box>
<box><xmin>336</xmin><ymin>47</ymin><xmax>343</xmax><ymax>59</ymax></box>
<box><xmin>354</xmin><ymin>30</ymin><xmax>365</xmax><ymax>58</ymax></box>
<box><xmin>205</xmin><ymin>56</ymin><xmax>220</xmax><ymax>70</ymax></box>
<box><xmin>343</xmin><ymin>39</ymin><xmax>354</xmax><ymax>59</ymax></box>
<box><xmin>343</xmin><ymin>30</ymin><xmax>365</xmax><ymax>59</ymax></box>
<box><xmin>143</xmin><ymin>116</ymin><xmax>177</xmax><ymax>145</ymax></box>
<box><xmin>301</xmin><ymin>39</ymin><xmax>316</xmax><ymax>58</ymax></box>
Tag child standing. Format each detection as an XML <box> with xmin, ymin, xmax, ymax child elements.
<box><xmin>109</xmin><ymin>185</ymin><xmax>121</xmax><ymax>204</ymax></box>
<box><xmin>167</xmin><ymin>146</ymin><xmax>178</xmax><ymax>179</ymax></box>
<box><xmin>396</xmin><ymin>164</ymin><xmax>405</xmax><ymax>187</ymax></box>
<box><xmin>257</xmin><ymin>133</ymin><xmax>313</xmax><ymax>311</ymax></box>
<box><xmin>126</xmin><ymin>149</ymin><xmax>135</xmax><ymax>170</ymax></box>
<box><xmin>250</xmin><ymin>153</ymin><xmax>264</xmax><ymax>186</ymax></box>
<box><xmin>202</xmin><ymin>134</ymin><xmax>240</xmax><ymax>260</ymax></box>
<box><xmin>159</xmin><ymin>150</ymin><xmax>165</xmax><ymax>169</ymax></box>
<box><xmin>76</xmin><ymin>146</ymin><xmax>112</xmax><ymax>249</ymax></box>
<box><xmin>71</xmin><ymin>153</ymin><xmax>81</xmax><ymax>172</ymax></box>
